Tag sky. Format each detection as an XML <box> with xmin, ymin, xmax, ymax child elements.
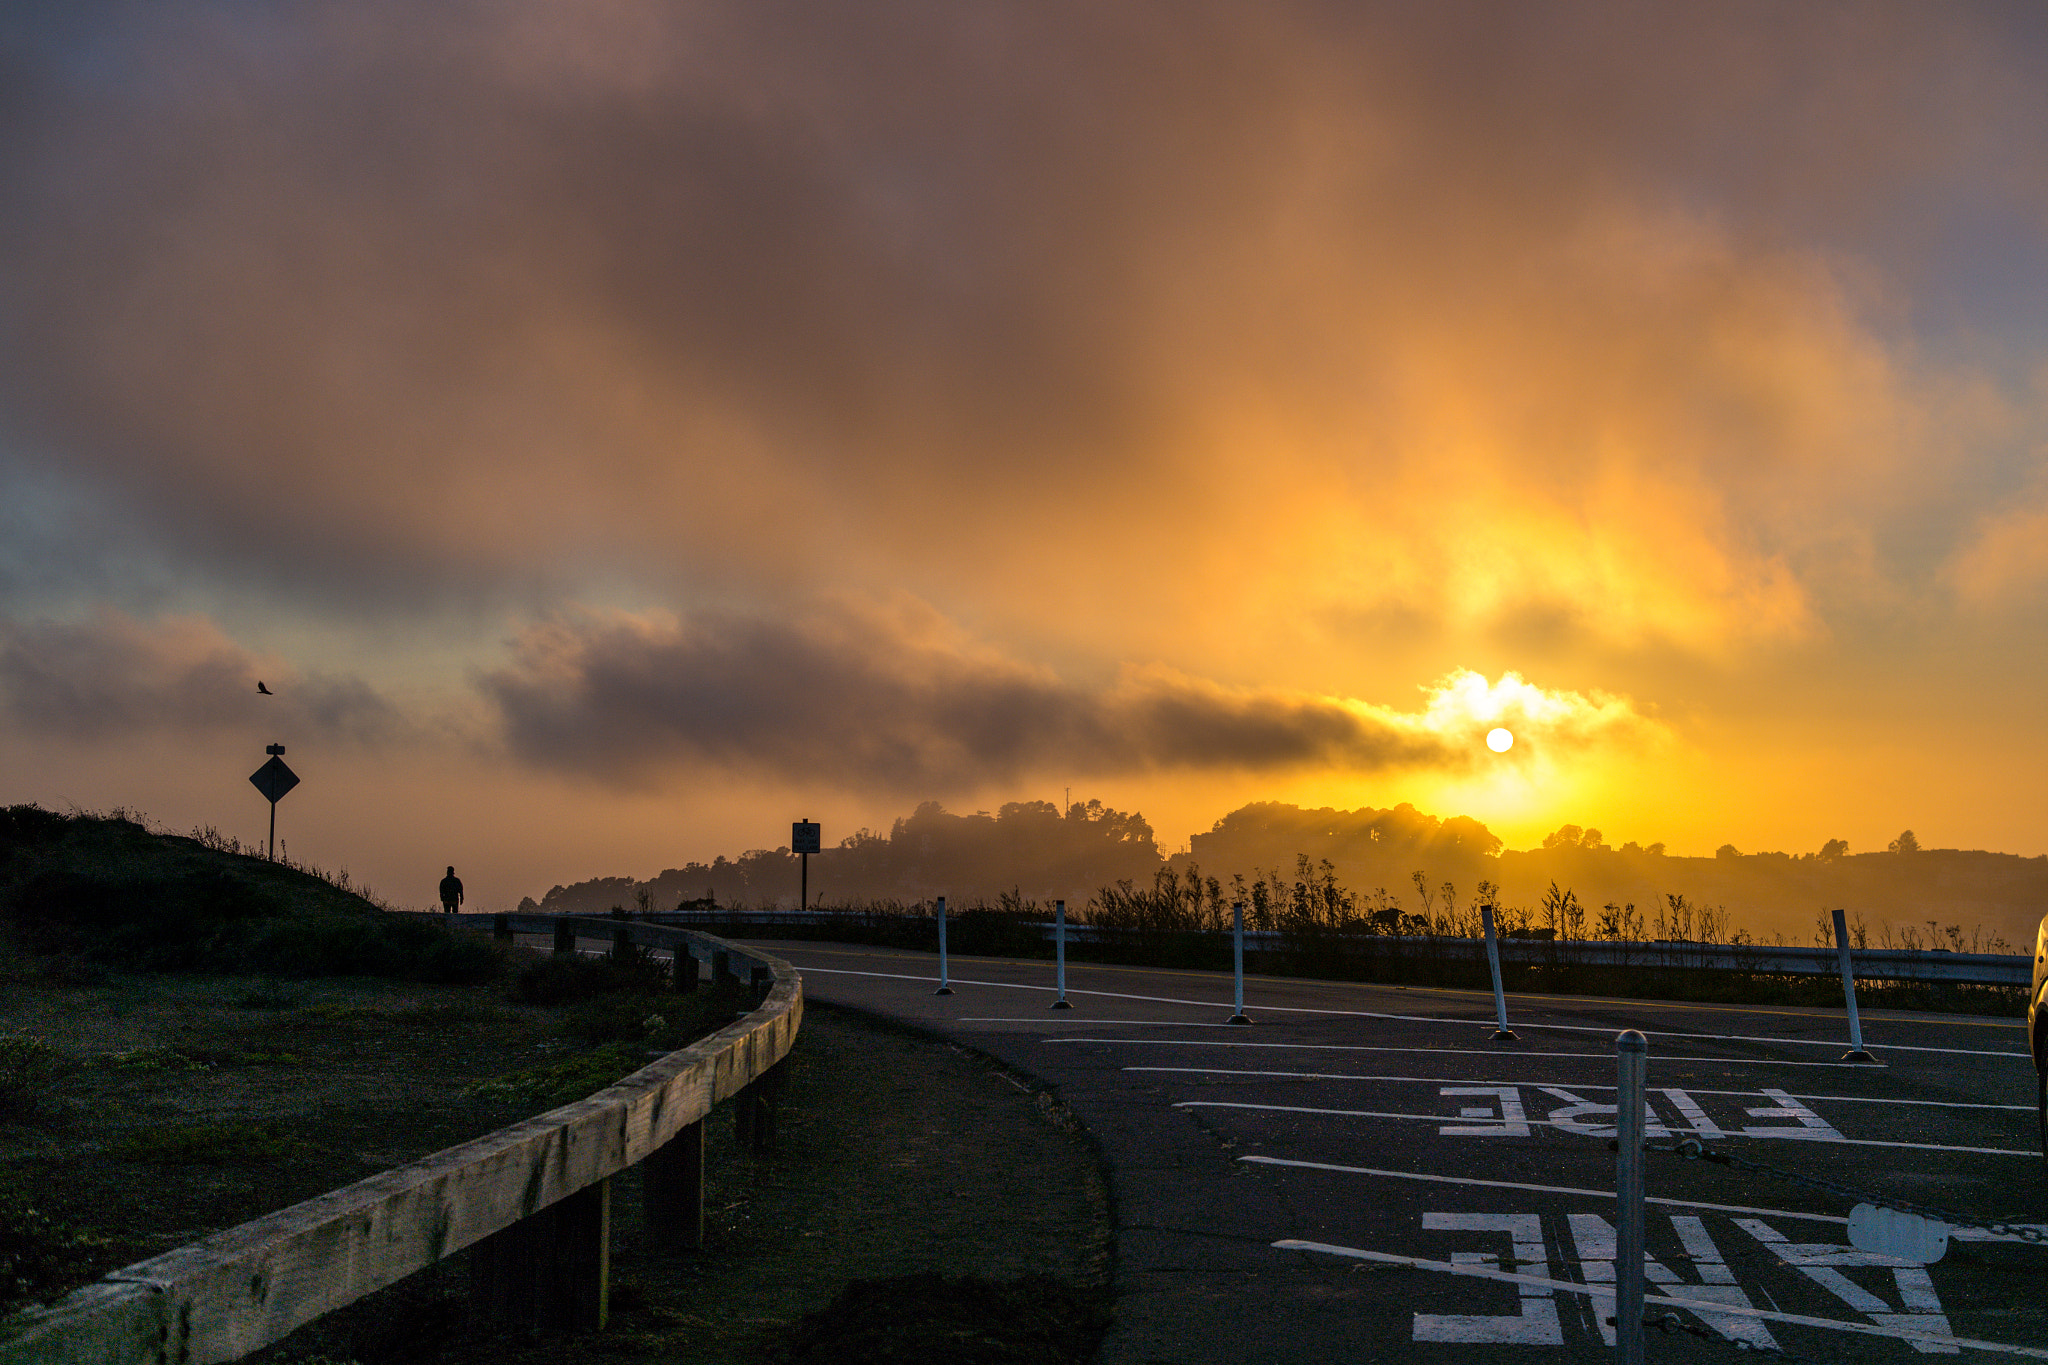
<box><xmin>4</xmin><ymin>2</ymin><xmax>2047</xmax><ymax>913</ymax></box>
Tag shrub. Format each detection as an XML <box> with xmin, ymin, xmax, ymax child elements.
<box><xmin>507</xmin><ymin>951</ymin><xmax>669</xmax><ymax>1006</ymax></box>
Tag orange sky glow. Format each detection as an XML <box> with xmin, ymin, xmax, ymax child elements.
<box><xmin>3</xmin><ymin>3</ymin><xmax>2046</xmax><ymax>912</ymax></box>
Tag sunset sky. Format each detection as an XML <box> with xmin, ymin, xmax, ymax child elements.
<box><xmin>4</xmin><ymin>3</ymin><xmax>2047</xmax><ymax>913</ymax></box>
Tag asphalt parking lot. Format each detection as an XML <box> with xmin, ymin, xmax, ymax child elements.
<box><xmin>750</xmin><ymin>940</ymin><xmax>2048</xmax><ymax>1365</ymax></box>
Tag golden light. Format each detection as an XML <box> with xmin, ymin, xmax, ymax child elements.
<box><xmin>1486</xmin><ymin>727</ymin><xmax>1514</xmax><ymax>753</ymax></box>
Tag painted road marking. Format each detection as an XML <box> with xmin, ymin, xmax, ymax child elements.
<box><xmin>1412</xmin><ymin>1213</ymin><xmax>1562</xmax><ymax>1344</ymax></box>
<box><xmin>1567</xmin><ymin>1212</ymin><xmax>1778</xmax><ymax>1350</ymax></box>
<box><xmin>796</xmin><ymin>967</ymin><xmax>2029</xmax><ymax>1057</ymax></box>
<box><xmin>1124</xmin><ymin>1066</ymin><xmax>2036</xmax><ymax>1112</ymax></box>
<box><xmin>1275</xmin><ymin>1240</ymin><xmax>2048</xmax><ymax>1358</ymax></box>
<box><xmin>1735</xmin><ymin>1219</ymin><xmax>1958</xmax><ymax>1354</ymax></box>
<box><xmin>1178</xmin><ymin>1099</ymin><xmax>2039</xmax><ymax>1156</ymax></box>
<box><xmin>1237</xmin><ymin>1156</ymin><xmax>2048</xmax><ymax>1242</ymax></box>
<box><xmin>1055</xmin><ymin>1037</ymin><xmax>1898</xmax><ymax>1069</ymax></box>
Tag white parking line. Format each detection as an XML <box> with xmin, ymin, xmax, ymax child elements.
<box><xmin>1176</xmin><ymin>1100</ymin><xmax>2039</xmax><ymax>1156</ymax></box>
<box><xmin>1273</xmin><ymin>1242</ymin><xmax>2048</xmax><ymax>1358</ymax></box>
<box><xmin>1240</xmin><ymin>1155</ymin><xmax>1848</xmax><ymax>1222</ymax></box>
<box><xmin>1048</xmin><ymin>1037</ymin><xmax>1891</xmax><ymax>1069</ymax></box>
<box><xmin>1126</xmin><ymin>1066</ymin><xmax>2036</xmax><ymax>1111</ymax></box>
<box><xmin>798</xmin><ymin>965</ymin><xmax>2029</xmax><ymax>1057</ymax></box>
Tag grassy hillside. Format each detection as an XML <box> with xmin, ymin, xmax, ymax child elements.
<box><xmin>0</xmin><ymin>805</ymin><xmax>497</xmax><ymax>982</ymax></box>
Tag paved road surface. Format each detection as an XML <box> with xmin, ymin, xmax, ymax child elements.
<box><xmin>747</xmin><ymin>940</ymin><xmax>2046</xmax><ymax>1365</ymax></box>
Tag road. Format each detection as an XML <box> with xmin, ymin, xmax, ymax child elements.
<box><xmin>746</xmin><ymin>940</ymin><xmax>2046</xmax><ymax>1365</ymax></box>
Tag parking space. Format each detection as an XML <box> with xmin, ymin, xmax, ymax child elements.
<box><xmin>748</xmin><ymin>942</ymin><xmax>2048</xmax><ymax>1362</ymax></box>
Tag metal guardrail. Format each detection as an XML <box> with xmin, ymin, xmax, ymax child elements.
<box><xmin>1</xmin><ymin>918</ymin><xmax>802</xmax><ymax>1365</ymax></box>
<box><xmin>625</xmin><ymin>908</ymin><xmax>2031</xmax><ymax>987</ymax></box>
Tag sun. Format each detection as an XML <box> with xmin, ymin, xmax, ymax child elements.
<box><xmin>1486</xmin><ymin>727</ymin><xmax>1514</xmax><ymax>753</ymax></box>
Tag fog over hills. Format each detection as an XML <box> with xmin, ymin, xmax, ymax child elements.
<box><xmin>523</xmin><ymin>799</ymin><xmax>2047</xmax><ymax>954</ymax></box>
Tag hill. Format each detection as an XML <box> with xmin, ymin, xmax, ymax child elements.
<box><xmin>0</xmin><ymin>805</ymin><xmax>497</xmax><ymax>981</ymax></box>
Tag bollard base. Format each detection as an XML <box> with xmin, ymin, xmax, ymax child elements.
<box><xmin>1227</xmin><ymin>1014</ymin><xmax>1252</xmax><ymax>1026</ymax></box>
<box><xmin>1840</xmin><ymin>1048</ymin><xmax>1880</xmax><ymax>1064</ymax></box>
<box><xmin>935</xmin><ymin>986</ymin><xmax>954</xmax><ymax>996</ymax></box>
<box><xmin>1050</xmin><ymin>998</ymin><xmax>1073</xmax><ymax>1009</ymax></box>
<box><xmin>1491</xmin><ymin>1028</ymin><xmax>1519</xmax><ymax>1041</ymax></box>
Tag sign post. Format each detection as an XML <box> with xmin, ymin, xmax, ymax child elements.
<box><xmin>791</xmin><ymin>820</ymin><xmax>821</xmax><ymax>910</ymax></box>
<box><xmin>248</xmin><ymin>743</ymin><xmax>299</xmax><ymax>861</ymax></box>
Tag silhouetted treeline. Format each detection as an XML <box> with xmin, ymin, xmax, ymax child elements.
<box><xmin>520</xmin><ymin>799</ymin><xmax>2047</xmax><ymax>952</ymax></box>
<box><xmin>520</xmin><ymin>799</ymin><xmax>1160</xmax><ymax>917</ymax></box>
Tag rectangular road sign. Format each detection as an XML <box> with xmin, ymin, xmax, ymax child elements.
<box><xmin>792</xmin><ymin>821</ymin><xmax>821</xmax><ymax>854</ymax></box>
<box><xmin>250</xmin><ymin>755</ymin><xmax>299</xmax><ymax>804</ymax></box>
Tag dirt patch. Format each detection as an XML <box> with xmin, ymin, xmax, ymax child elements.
<box><xmin>4</xmin><ymin>973</ymin><xmax>1113</xmax><ymax>1364</ymax></box>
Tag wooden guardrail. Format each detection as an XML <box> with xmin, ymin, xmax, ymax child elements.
<box><xmin>1</xmin><ymin>917</ymin><xmax>801</xmax><ymax>1364</ymax></box>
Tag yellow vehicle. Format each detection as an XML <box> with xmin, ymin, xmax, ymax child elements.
<box><xmin>2035</xmin><ymin>914</ymin><xmax>2048</xmax><ymax>1156</ymax></box>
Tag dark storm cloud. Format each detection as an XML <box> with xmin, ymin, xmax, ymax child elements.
<box><xmin>2</xmin><ymin>0</ymin><xmax>2043</xmax><ymax>624</ymax></box>
<box><xmin>481</xmin><ymin>606</ymin><xmax>1493</xmax><ymax>791</ymax></box>
<box><xmin>0</xmin><ymin>610</ymin><xmax>403</xmax><ymax>744</ymax></box>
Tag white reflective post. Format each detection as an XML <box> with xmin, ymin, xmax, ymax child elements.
<box><xmin>1615</xmin><ymin>1029</ymin><xmax>1648</xmax><ymax>1365</ymax></box>
<box><xmin>1832</xmin><ymin>907</ymin><xmax>1875</xmax><ymax>1063</ymax></box>
<box><xmin>935</xmin><ymin>896</ymin><xmax>952</xmax><ymax>996</ymax></box>
<box><xmin>1051</xmin><ymin>899</ymin><xmax>1072</xmax><ymax>1009</ymax></box>
<box><xmin>1482</xmin><ymin>905</ymin><xmax>1516</xmax><ymax>1041</ymax></box>
<box><xmin>1228</xmin><ymin>901</ymin><xmax>1251</xmax><ymax>1024</ymax></box>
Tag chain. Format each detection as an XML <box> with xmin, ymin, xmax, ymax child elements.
<box><xmin>1647</xmin><ymin>1136</ymin><xmax>2048</xmax><ymax>1246</ymax></box>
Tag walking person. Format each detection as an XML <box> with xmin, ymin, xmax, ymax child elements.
<box><xmin>439</xmin><ymin>866</ymin><xmax>464</xmax><ymax>915</ymax></box>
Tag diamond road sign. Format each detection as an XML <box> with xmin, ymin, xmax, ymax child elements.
<box><xmin>250</xmin><ymin>755</ymin><xmax>299</xmax><ymax>804</ymax></box>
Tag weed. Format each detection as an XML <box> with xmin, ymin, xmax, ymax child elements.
<box><xmin>93</xmin><ymin>1046</ymin><xmax>213</xmax><ymax>1073</ymax></box>
<box><xmin>114</xmin><ymin>1121</ymin><xmax>308</xmax><ymax>1164</ymax></box>
<box><xmin>464</xmin><ymin>1042</ymin><xmax>650</xmax><ymax>1111</ymax></box>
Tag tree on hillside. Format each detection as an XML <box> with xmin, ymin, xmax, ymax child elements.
<box><xmin>1888</xmin><ymin>829</ymin><xmax>1920</xmax><ymax>855</ymax></box>
<box><xmin>1818</xmin><ymin>838</ymin><xmax>1848</xmax><ymax>861</ymax></box>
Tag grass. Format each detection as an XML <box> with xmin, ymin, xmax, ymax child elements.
<box><xmin>0</xmin><ymin>805</ymin><xmax>503</xmax><ymax>984</ymax></box>
<box><xmin>0</xmin><ymin>1031</ymin><xmax>73</xmax><ymax>1119</ymax></box>
<box><xmin>113</xmin><ymin>1121</ymin><xmax>310</xmax><ymax>1165</ymax></box>
<box><xmin>0</xmin><ymin>1179</ymin><xmax>107</xmax><ymax>1313</ymax></box>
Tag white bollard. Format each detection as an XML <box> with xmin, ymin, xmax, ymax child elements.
<box><xmin>1228</xmin><ymin>901</ymin><xmax>1251</xmax><ymax>1025</ymax></box>
<box><xmin>1832</xmin><ymin>907</ymin><xmax>1876</xmax><ymax>1063</ymax></box>
<box><xmin>1051</xmin><ymin>899</ymin><xmax>1072</xmax><ymax>1009</ymax></box>
<box><xmin>1482</xmin><ymin>905</ymin><xmax>1517</xmax><ymax>1041</ymax></box>
<box><xmin>935</xmin><ymin>896</ymin><xmax>952</xmax><ymax>996</ymax></box>
<box><xmin>1615</xmin><ymin>1029</ymin><xmax>1647</xmax><ymax>1365</ymax></box>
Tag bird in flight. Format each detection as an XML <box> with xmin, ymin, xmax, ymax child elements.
<box><xmin>257</xmin><ymin>681</ymin><xmax>273</xmax><ymax>695</ymax></box>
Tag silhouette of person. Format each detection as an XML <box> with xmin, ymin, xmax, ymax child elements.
<box><xmin>439</xmin><ymin>866</ymin><xmax>464</xmax><ymax>915</ymax></box>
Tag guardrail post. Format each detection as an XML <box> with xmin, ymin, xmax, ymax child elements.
<box><xmin>674</xmin><ymin>947</ymin><xmax>699</xmax><ymax>992</ymax></box>
<box><xmin>735</xmin><ymin>1063</ymin><xmax>783</xmax><ymax>1151</ymax></box>
<box><xmin>750</xmin><ymin>965</ymin><xmax>771</xmax><ymax>1004</ymax></box>
<box><xmin>470</xmin><ymin>1177</ymin><xmax>610</xmax><ymax>1332</ymax></box>
<box><xmin>935</xmin><ymin>896</ymin><xmax>953</xmax><ymax>995</ymax></box>
<box><xmin>712</xmin><ymin>949</ymin><xmax>730</xmax><ymax>985</ymax></box>
<box><xmin>1483</xmin><ymin>906</ymin><xmax>1517</xmax><ymax>1041</ymax></box>
<box><xmin>1051</xmin><ymin>900</ymin><xmax>1072</xmax><ymax>1009</ymax></box>
<box><xmin>611</xmin><ymin>924</ymin><xmax>633</xmax><ymax>960</ymax></box>
<box><xmin>643</xmin><ymin>1119</ymin><xmax>704</xmax><ymax>1250</ymax></box>
<box><xmin>1228</xmin><ymin>901</ymin><xmax>1251</xmax><ymax>1025</ymax></box>
<box><xmin>1832</xmin><ymin>908</ymin><xmax>1877</xmax><ymax>1063</ymax></box>
<box><xmin>553</xmin><ymin>918</ymin><xmax>576</xmax><ymax>956</ymax></box>
<box><xmin>1615</xmin><ymin>1030</ymin><xmax>1647</xmax><ymax>1365</ymax></box>
<box><xmin>493</xmin><ymin>913</ymin><xmax>512</xmax><ymax>941</ymax></box>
